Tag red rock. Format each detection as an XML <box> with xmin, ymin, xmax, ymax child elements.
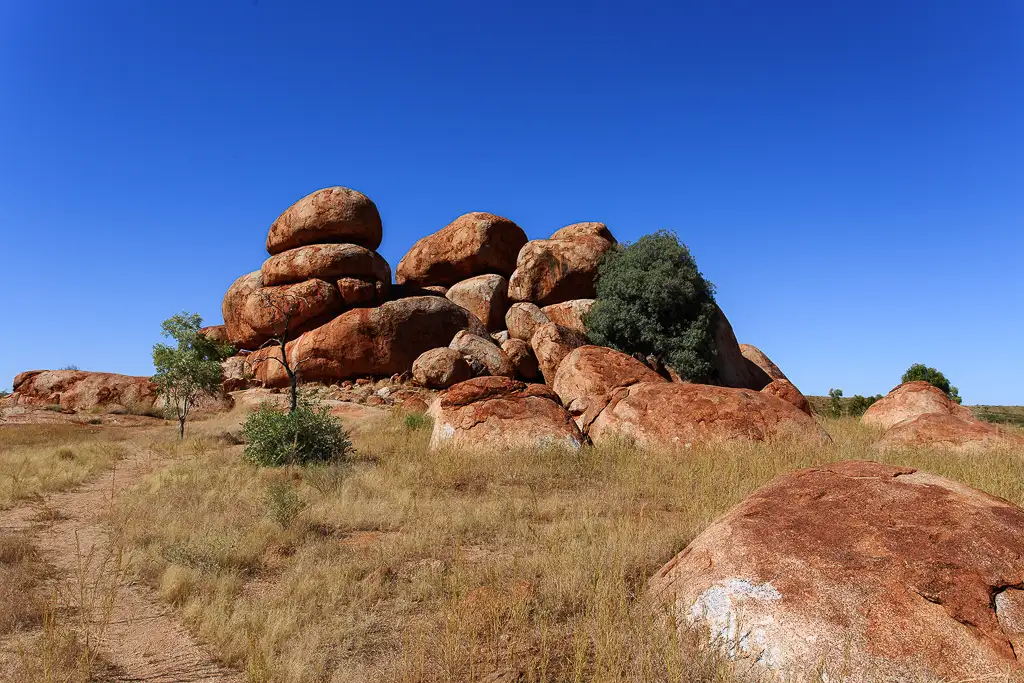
<box><xmin>710</xmin><ymin>304</ymin><xmax>771</xmax><ymax>390</ymax></box>
<box><xmin>583</xmin><ymin>382</ymin><xmax>830</xmax><ymax>448</ymax></box>
<box><xmin>198</xmin><ymin>325</ymin><xmax>230</xmax><ymax>344</ymax></box>
<box><xmin>336</xmin><ymin>277</ymin><xmax>389</xmax><ymax>308</ymax></box>
<box><xmin>12</xmin><ymin>370</ymin><xmax>159</xmax><ymax>413</ymax></box>
<box><xmin>876</xmin><ymin>412</ymin><xmax>1024</xmax><ymax>452</ymax></box>
<box><xmin>862</xmin><ymin>381</ymin><xmax>974</xmax><ymax>431</ymax></box>
<box><xmin>507</xmin><ymin>227</ymin><xmax>615</xmax><ymax>306</ymax></box>
<box><xmin>445</xmin><ymin>274</ymin><xmax>511</xmax><ymax>332</ymax></box>
<box><xmin>428</xmin><ymin>376</ymin><xmax>583</xmax><ymax>451</ymax></box>
<box><xmin>540</xmin><ymin>299</ymin><xmax>594</xmax><ymax>335</ymax></box>
<box><xmin>505</xmin><ymin>303</ymin><xmax>550</xmax><ymax>342</ymax></box>
<box><xmin>550</xmin><ymin>221</ymin><xmax>616</xmax><ymax>243</ymax></box>
<box><xmin>449</xmin><ymin>330</ymin><xmax>514</xmax><ymax>378</ymax></box>
<box><xmin>395</xmin><ymin>212</ymin><xmax>527</xmax><ymax>287</ymax></box>
<box><xmin>400</xmin><ymin>395</ymin><xmax>430</xmax><ymax>413</ymax></box>
<box><xmin>761</xmin><ymin>378</ymin><xmax>812</xmax><ymax>416</ymax></box>
<box><xmin>266</xmin><ymin>187</ymin><xmax>382</xmax><ymax>254</ymax></box>
<box><xmin>261</xmin><ymin>243</ymin><xmax>391</xmax><ymax>286</ymax></box>
<box><xmin>411</xmin><ymin>348</ymin><xmax>473</xmax><ymax>389</ymax></box>
<box><xmin>739</xmin><ymin>343</ymin><xmax>788</xmax><ymax>382</ymax></box>
<box><xmin>222</xmin><ymin>272</ymin><xmax>341</xmax><ymax>350</ymax></box>
<box><xmin>221</xmin><ymin>355</ymin><xmax>254</xmax><ymax>392</ymax></box>
<box><xmin>552</xmin><ymin>346</ymin><xmax>666</xmax><ymax>418</ymax></box>
<box><xmin>649</xmin><ymin>460</ymin><xmax>1024</xmax><ymax>681</ymax></box>
<box><xmin>530</xmin><ymin>323</ymin><xmax>587</xmax><ymax>385</ymax></box>
<box><xmin>500</xmin><ymin>338</ymin><xmax>539</xmax><ymax>381</ymax></box>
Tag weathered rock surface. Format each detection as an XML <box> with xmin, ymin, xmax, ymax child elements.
<box><xmin>648</xmin><ymin>460</ymin><xmax>1024</xmax><ymax>681</ymax></box>
<box><xmin>336</xmin><ymin>277</ymin><xmax>389</xmax><ymax>308</ymax></box>
<box><xmin>491</xmin><ymin>330</ymin><xmax>510</xmax><ymax>345</ymax></box>
<box><xmin>506</xmin><ymin>303</ymin><xmax>550</xmax><ymax>342</ymax></box>
<box><xmin>507</xmin><ymin>224</ymin><xmax>615</xmax><ymax>306</ymax></box>
<box><xmin>583</xmin><ymin>382</ymin><xmax>829</xmax><ymax>448</ymax></box>
<box><xmin>254</xmin><ymin>297</ymin><xmax>486</xmax><ymax>386</ymax></box>
<box><xmin>500</xmin><ymin>338</ymin><xmax>539</xmax><ymax>381</ymax></box>
<box><xmin>428</xmin><ymin>376</ymin><xmax>583</xmax><ymax>451</ymax></box>
<box><xmin>876</xmin><ymin>412</ymin><xmax>1024</xmax><ymax>452</ymax></box>
<box><xmin>450</xmin><ymin>330</ymin><xmax>514</xmax><ymax>378</ymax></box>
<box><xmin>445</xmin><ymin>274</ymin><xmax>510</xmax><ymax>332</ymax></box>
<box><xmin>552</xmin><ymin>346</ymin><xmax>666</xmax><ymax>419</ymax></box>
<box><xmin>761</xmin><ymin>378</ymin><xmax>811</xmax><ymax>416</ymax></box>
<box><xmin>266</xmin><ymin>187</ymin><xmax>383</xmax><ymax>254</ymax></box>
<box><xmin>411</xmin><ymin>348</ymin><xmax>473</xmax><ymax>389</ymax></box>
<box><xmin>198</xmin><ymin>325</ymin><xmax>230</xmax><ymax>345</ymax></box>
<box><xmin>739</xmin><ymin>343</ymin><xmax>788</xmax><ymax>382</ymax></box>
<box><xmin>862</xmin><ymin>381</ymin><xmax>974</xmax><ymax>431</ymax></box>
<box><xmin>261</xmin><ymin>243</ymin><xmax>390</xmax><ymax>286</ymax></box>
<box><xmin>395</xmin><ymin>212</ymin><xmax>527</xmax><ymax>287</ymax></box>
<box><xmin>530</xmin><ymin>323</ymin><xmax>588</xmax><ymax>385</ymax></box>
<box><xmin>221</xmin><ymin>355</ymin><xmax>253</xmax><ymax>392</ymax></box>
<box><xmin>541</xmin><ymin>299</ymin><xmax>594</xmax><ymax>336</ymax></box>
<box><xmin>12</xmin><ymin>370</ymin><xmax>159</xmax><ymax>413</ymax></box>
<box><xmin>222</xmin><ymin>272</ymin><xmax>341</xmax><ymax>351</ymax></box>
<box><xmin>710</xmin><ymin>305</ymin><xmax>772</xmax><ymax>390</ymax></box>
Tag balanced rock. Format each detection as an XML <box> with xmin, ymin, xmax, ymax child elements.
<box><xmin>507</xmin><ymin>223</ymin><xmax>615</xmax><ymax>306</ymax></box>
<box><xmin>583</xmin><ymin>382</ymin><xmax>829</xmax><ymax>448</ymax></box>
<box><xmin>649</xmin><ymin>460</ymin><xmax>1024</xmax><ymax>681</ymax></box>
<box><xmin>761</xmin><ymin>378</ymin><xmax>811</xmax><ymax>416</ymax></box>
<box><xmin>739</xmin><ymin>343</ymin><xmax>788</xmax><ymax>382</ymax></box>
<box><xmin>552</xmin><ymin>346</ymin><xmax>666</xmax><ymax>419</ymax></box>
<box><xmin>12</xmin><ymin>370</ymin><xmax>159</xmax><ymax>413</ymax></box>
<box><xmin>862</xmin><ymin>381</ymin><xmax>973</xmax><ymax>431</ymax></box>
<box><xmin>505</xmin><ymin>303</ymin><xmax>550</xmax><ymax>342</ymax></box>
<box><xmin>261</xmin><ymin>243</ymin><xmax>390</xmax><ymax>287</ymax></box>
<box><xmin>449</xmin><ymin>330</ymin><xmax>514</xmax><ymax>378</ymax></box>
<box><xmin>396</xmin><ymin>212</ymin><xmax>527</xmax><ymax>287</ymax></box>
<box><xmin>500</xmin><ymin>338</ymin><xmax>539</xmax><ymax>381</ymax></box>
<box><xmin>266</xmin><ymin>187</ymin><xmax>382</xmax><ymax>254</ymax></box>
<box><xmin>445</xmin><ymin>274</ymin><xmax>510</xmax><ymax>332</ymax></box>
<box><xmin>541</xmin><ymin>299</ymin><xmax>594</xmax><ymax>336</ymax></box>
<box><xmin>222</xmin><ymin>272</ymin><xmax>340</xmax><ymax>350</ymax></box>
<box><xmin>412</xmin><ymin>348</ymin><xmax>473</xmax><ymax>389</ymax></box>
<box><xmin>530</xmin><ymin>323</ymin><xmax>587</xmax><ymax>385</ymax></box>
<box><xmin>428</xmin><ymin>376</ymin><xmax>583</xmax><ymax>451</ymax></box>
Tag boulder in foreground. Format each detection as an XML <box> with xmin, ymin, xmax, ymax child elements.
<box><xmin>649</xmin><ymin>460</ymin><xmax>1024</xmax><ymax>681</ymax></box>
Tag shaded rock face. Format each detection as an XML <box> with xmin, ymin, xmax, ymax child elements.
<box><xmin>266</xmin><ymin>187</ymin><xmax>383</xmax><ymax>254</ymax></box>
<box><xmin>540</xmin><ymin>299</ymin><xmax>594</xmax><ymax>336</ymax></box>
<box><xmin>877</xmin><ymin>412</ymin><xmax>1024</xmax><ymax>452</ymax></box>
<box><xmin>261</xmin><ymin>243</ymin><xmax>391</xmax><ymax>287</ymax></box>
<box><xmin>411</xmin><ymin>348</ymin><xmax>473</xmax><ymax>389</ymax></box>
<box><xmin>445</xmin><ymin>274</ymin><xmax>510</xmax><ymax>332</ymax></box>
<box><xmin>12</xmin><ymin>370</ymin><xmax>159</xmax><ymax>413</ymax></box>
<box><xmin>395</xmin><ymin>212</ymin><xmax>528</xmax><ymax>287</ymax></box>
<box><xmin>501</xmin><ymin>338</ymin><xmax>539</xmax><ymax>381</ymax></box>
<box><xmin>222</xmin><ymin>272</ymin><xmax>341</xmax><ymax>351</ymax></box>
<box><xmin>649</xmin><ymin>460</ymin><xmax>1024</xmax><ymax>682</ymax></box>
<box><xmin>428</xmin><ymin>376</ymin><xmax>583</xmax><ymax>451</ymax></box>
<box><xmin>198</xmin><ymin>325</ymin><xmax>230</xmax><ymax>345</ymax></box>
<box><xmin>505</xmin><ymin>303</ymin><xmax>550</xmax><ymax>342</ymax></box>
<box><xmin>507</xmin><ymin>223</ymin><xmax>616</xmax><ymax>306</ymax></box>
<box><xmin>530</xmin><ymin>323</ymin><xmax>588</xmax><ymax>385</ymax></box>
<box><xmin>862</xmin><ymin>381</ymin><xmax>973</xmax><ymax>431</ymax></box>
<box><xmin>738</xmin><ymin>343</ymin><xmax>788</xmax><ymax>382</ymax></box>
<box><xmin>552</xmin><ymin>346</ymin><xmax>666</xmax><ymax>420</ymax></box>
<box><xmin>449</xmin><ymin>331</ymin><xmax>514</xmax><ymax>378</ymax></box>
<box><xmin>583</xmin><ymin>382</ymin><xmax>830</xmax><ymax>448</ymax></box>
<box><xmin>710</xmin><ymin>305</ymin><xmax>772</xmax><ymax>390</ymax></box>
<box><xmin>761</xmin><ymin>378</ymin><xmax>811</xmax><ymax>416</ymax></box>
<box><xmin>256</xmin><ymin>296</ymin><xmax>487</xmax><ymax>386</ymax></box>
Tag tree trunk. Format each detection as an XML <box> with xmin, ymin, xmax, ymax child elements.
<box><xmin>179</xmin><ymin>416</ymin><xmax>186</xmax><ymax>439</ymax></box>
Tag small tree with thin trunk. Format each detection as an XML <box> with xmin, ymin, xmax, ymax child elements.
<box><xmin>152</xmin><ymin>313</ymin><xmax>234</xmax><ymax>438</ymax></box>
<box><xmin>245</xmin><ymin>291</ymin><xmax>315</xmax><ymax>414</ymax></box>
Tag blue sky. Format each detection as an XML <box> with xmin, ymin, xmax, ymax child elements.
<box><xmin>1</xmin><ymin>1</ymin><xmax>1021</xmax><ymax>403</ymax></box>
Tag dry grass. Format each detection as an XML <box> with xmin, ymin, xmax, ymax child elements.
<box><xmin>98</xmin><ymin>411</ymin><xmax>1024</xmax><ymax>683</ymax></box>
<box><xmin>0</xmin><ymin>424</ymin><xmax>130</xmax><ymax>509</ymax></box>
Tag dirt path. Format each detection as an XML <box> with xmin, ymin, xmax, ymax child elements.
<box><xmin>0</xmin><ymin>443</ymin><xmax>244</xmax><ymax>683</ymax></box>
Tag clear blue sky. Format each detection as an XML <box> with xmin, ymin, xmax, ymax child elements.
<box><xmin>1</xmin><ymin>1</ymin><xmax>1021</xmax><ymax>403</ymax></box>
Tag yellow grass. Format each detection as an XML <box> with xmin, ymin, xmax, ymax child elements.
<box><xmin>96</xmin><ymin>411</ymin><xmax>1024</xmax><ymax>683</ymax></box>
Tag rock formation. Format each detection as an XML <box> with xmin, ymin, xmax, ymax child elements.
<box><xmin>507</xmin><ymin>223</ymin><xmax>615</xmax><ymax>306</ymax></box>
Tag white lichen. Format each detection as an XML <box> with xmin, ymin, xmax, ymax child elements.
<box><xmin>691</xmin><ymin>578</ymin><xmax>782</xmax><ymax>666</ymax></box>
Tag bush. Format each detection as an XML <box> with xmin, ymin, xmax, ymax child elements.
<box><xmin>59</xmin><ymin>365</ymin><xmax>80</xmax><ymax>371</ymax></box>
<box><xmin>263</xmin><ymin>481</ymin><xmax>305</xmax><ymax>528</ymax></box>
<box><xmin>403</xmin><ymin>412</ymin><xmax>432</xmax><ymax>431</ymax></box>
<box><xmin>847</xmin><ymin>394</ymin><xmax>883</xmax><ymax>417</ymax></box>
<box><xmin>828</xmin><ymin>388</ymin><xmax>844</xmax><ymax>417</ymax></box>
<box><xmin>242</xmin><ymin>400</ymin><xmax>352</xmax><ymax>467</ymax></box>
<box><xmin>585</xmin><ymin>230</ymin><xmax>718</xmax><ymax>381</ymax></box>
<box><xmin>902</xmin><ymin>363</ymin><xmax>961</xmax><ymax>404</ymax></box>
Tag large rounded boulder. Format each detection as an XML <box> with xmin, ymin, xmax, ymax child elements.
<box><xmin>445</xmin><ymin>274</ymin><xmax>510</xmax><ymax>332</ymax></box>
<box><xmin>261</xmin><ymin>243</ymin><xmax>390</xmax><ymax>287</ymax></box>
<box><xmin>760</xmin><ymin>378</ymin><xmax>812</xmax><ymax>416</ymax></box>
<box><xmin>428</xmin><ymin>376</ymin><xmax>583</xmax><ymax>451</ymax></box>
<box><xmin>266</xmin><ymin>187</ymin><xmax>383</xmax><ymax>254</ymax></box>
<box><xmin>449</xmin><ymin>330</ymin><xmax>514</xmax><ymax>378</ymax></box>
<box><xmin>552</xmin><ymin>346</ymin><xmax>665</xmax><ymax>418</ymax></box>
<box><xmin>505</xmin><ymin>303</ymin><xmax>550</xmax><ymax>342</ymax></box>
<box><xmin>507</xmin><ymin>223</ymin><xmax>615</xmax><ymax>306</ymax></box>
<box><xmin>876</xmin><ymin>412</ymin><xmax>1024</xmax><ymax>452</ymax></box>
<box><xmin>12</xmin><ymin>370</ymin><xmax>159</xmax><ymax>413</ymax></box>
<box><xmin>862</xmin><ymin>381</ymin><xmax>974</xmax><ymax>431</ymax></box>
<box><xmin>412</xmin><ymin>348</ymin><xmax>473</xmax><ymax>389</ymax></box>
<box><xmin>649</xmin><ymin>460</ymin><xmax>1024</xmax><ymax>681</ymax></box>
<box><xmin>530</xmin><ymin>323</ymin><xmax>588</xmax><ymax>385</ymax></box>
<box><xmin>583</xmin><ymin>382</ymin><xmax>830</xmax><ymax>448</ymax></box>
<box><xmin>540</xmin><ymin>299</ymin><xmax>594</xmax><ymax>336</ymax></box>
<box><xmin>739</xmin><ymin>343</ymin><xmax>788</xmax><ymax>382</ymax></box>
<box><xmin>395</xmin><ymin>212</ymin><xmax>527</xmax><ymax>287</ymax></box>
<box><xmin>222</xmin><ymin>272</ymin><xmax>341</xmax><ymax>350</ymax></box>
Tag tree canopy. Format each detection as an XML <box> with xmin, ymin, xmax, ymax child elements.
<box><xmin>902</xmin><ymin>363</ymin><xmax>961</xmax><ymax>404</ymax></box>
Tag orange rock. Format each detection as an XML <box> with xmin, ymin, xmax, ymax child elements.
<box><xmin>649</xmin><ymin>460</ymin><xmax>1024</xmax><ymax>681</ymax></box>
<box><xmin>876</xmin><ymin>412</ymin><xmax>1023</xmax><ymax>452</ymax></box>
<box><xmin>445</xmin><ymin>274</ymin><xmax>511</xmax><ymax>332</ymax></box>
<box><xmin>449</xmin><ymin>330</ymin><xmax>514</xmax><ymax>378</ymax></box>
<box><xmin>198</xmin><ymin>324</ymin><xmax>230</xmax><ymax>344</ymax></box>
<box><xmin>862</xmin><ymin>381</ymin><xmax>974</xmax><ymax>431</ymax></box>
<box><xmin>760</xmin><ymin>378</ymin><xmax>812</xmax><ymax>416</ymax></box>
<box><xmin>411</xmin><ymin>348</ymin><xmax>473</xmax><ymax>389</ymax></box>
<box><xmin>261</xmin><ymin>243</ymin><xmax>390</xmax><ymax>286</ymax></box>
<box><xmin>505</xmin><ymin>302</ymin><xmax>550</xmax><ymax>342</ymax></box>
<box><xmin>500</xmin><ymin>338</ymin><xmax>539</xmax><ymax>381</ymax></box>
<box><xmin>540</xmin><ymin>299</ymin><xmax>594</xmax><ymax>335</ymax></box>
<box><xmin>507</xmin><ymin>224</ymin><xmax>615</xmax><ymax>306</ymax></box>
<box><xmin>12</xmin><ymin>370</ymin><xmax>159</xmax><ymax>413</ymax></box>
<box><xmin>266</xmin><ymin>187</ymin><xmax>382</xmax><ymax>254</ymax></box>
<box><xmin>530</xmin><ymin>323</ymin><xmax>587</xmax><ymax>385</ymax></box>
<box><xmin>710</xmin><ymin>305</ymin><xmax>771</xmax><ymax>390</ymax></box>
<box><xmin>222</xmin><ymin>272</ymin><xmax>341</xmax><ymax>350</ymax></box>
<box><xmin>552</xmin><ymin>346</ymin><xmax>666</xmax><ymax>418</ymax></box>
<box><xmin>739</xmin><ymin>343</ymin><xmax>788</xmax><ymax>382</ymax></box>
<box><xmin>336</xmin><ymin>277</ymin><xmax>388</xmax><ymax>308</ymax></box>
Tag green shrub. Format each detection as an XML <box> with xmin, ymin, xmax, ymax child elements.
<box><xmin>403</xmin><ymin>412</ymin><xmax>432</xmax><ymax>431</ymax></box>
<box><xmin>242</xmin><ymin>400</ymin><xmax>352</xmax><ymax>467</ymax></box>
<box><xmin>59</xmin><ymin>365</ymin><xmax>80</xmax><ymax>371</ymax></box>
<box><xmin>847</xmin><ymin>394</ymin><xmax>883</xmax><ymax>417</ymax></box>
<box><xmin>901</xmin><ymin>363</ymin><xmax>961</xmax><ymax>404</ymax></box>
<box><xmin>828</xmin><ymin>388</ymin><xmax>844</xmax><ymax>417</ymax></box>
<box><xmin>585</xmin><ymin>230</ymin><xmax>718</xmax><ymax>382</ymax></box>
<box><xmin>263</xmin><ymin>481</ymin><xmax>305</xmax><ymax>528</ymax></box>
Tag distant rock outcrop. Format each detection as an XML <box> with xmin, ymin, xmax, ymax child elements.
<box><xmin>12</xmin><ymin>370</ymin><xmax>160</xmax><ymax>413</ymax></box>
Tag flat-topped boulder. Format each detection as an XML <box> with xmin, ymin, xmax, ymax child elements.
<box><xmin>876</xmin><ymin>412</ymin><xmax>1024</xmax><ymax>452</ymax></box>
<box><xmin>222</xmin><ymin>272</ymin><xmax>341</xmax><ymax>350</ymax></box>
<box><xmin>428</xmin><ymin>376</ymin><xmax>583</xmax><ymax>451</ymax></box>
<box><xmin>266</xmin><ymin>186</ymin><xmax>383</xmax><ymax>254</ymax></box>
<box><xmin>507</xmin><ymin>223</ymin><xmax>615</xmax><ymax>306</ymax></box>
<box><xmin>261</xmin><ymin>243</ymin><xmax>390</xmax><ymax>286</ymax></box>
<box><xmin>862</xmin><ymin>381</ymin><xmax>974</xmax><ymax>431</ymax></box>
<box><xmin>649</xmin><ymin>460</ymin><xmax>1024</xmax><ymax>681</ymax></box>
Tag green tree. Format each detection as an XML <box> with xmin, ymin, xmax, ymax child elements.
<box><xmin>584</xmin><ymin>230</ymin><xmax>718</xmax><ymax>381</ymax></box>
<box><xmin>242</xmin><ymin>394</ymin><xmax>352</xmax><ymax>467</ymax></box>
<box><xmin>901</xmin><ymin>363</ymin><xmax>961</xmax><ymax>404</ymax></box>
<box><xmin>847</xmin><ymin>393</ymin><xmax>883</xmax><ymax>417</ymax></box>
<box><xmin>152</xmin><ymin>312</ymin><xmax>234</xmax><ymax>439</ymax></box>
<box><xmin>828</xmin><ymin>388</ymin><xmax>844</xmax><ymax>417</ymax></box>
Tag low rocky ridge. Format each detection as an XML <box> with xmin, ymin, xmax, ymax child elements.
<box><xmin>649</xmin><ymin>460</ymin><xmax>1024</xmax><ymax>681</ymax></box>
